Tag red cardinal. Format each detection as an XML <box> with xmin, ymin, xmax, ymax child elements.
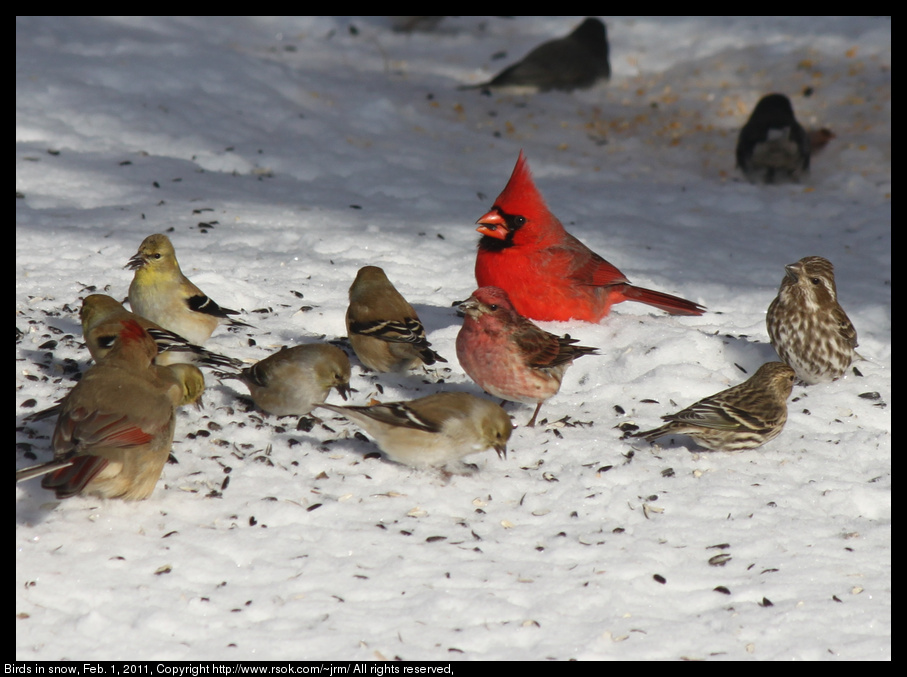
<box><xmin>474</xmin><ymin>151</ymin><xmax>706</xmax><ymax>323</ymax></box>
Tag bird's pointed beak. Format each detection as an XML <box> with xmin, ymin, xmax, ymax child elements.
<box><xmin>476</xmin><ymin>210</ymin><xmax>509</xmax><ymax>240</ymax></box>
<box><xmin>494</xmin><ymin>443</ymin><xmax>507</xmax><ymax>460</ymax></box>
<box><xmin>125</xmin><ymin>252</ymin><xmax>145</xmax><ymax>270</ymax></box>
<box><xmin>784</xmin><ymin>263</ymin><xmax>800</xmax><ymax>282</ymax></box>
<box><xmin>335</xmin><ymin>382</ymin><xmax>352</xmax><ymax>401</ymax></box>
<box><xmin>457</xmin><ymin>297</ymin><xmax>479</xmax><ymax>315</ymax></box>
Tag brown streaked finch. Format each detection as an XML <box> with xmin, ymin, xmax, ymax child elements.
<box><xmin>634</xmin><ymin>362</ymin><xmax>796</xmax><ymax>451</ymax></box>
<box><xmin>766</xmin><ymin>256</ymin><xmax>858</xmax><ymax>385</ymax></box>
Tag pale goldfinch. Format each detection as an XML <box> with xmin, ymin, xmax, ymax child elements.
<box><xmin>456</xmin><ymin>286</ymin><xmax>598</xmax><ymax>427</ymax></box>
<box><xmin>16</xmin><ymin>319</ymin><xmax>203</xmax><ymax>500</ymax></box>
<box><xmin>126</xmin><ymin>233</ymin><xmax>251</xmax><ymax>345</ymax></box>
<box><xmin>316</xmin><ymin>392</ymin><xmax>512</xmax><ymax>470</ymax></box>
<box><xmin>218</xmin><ymin>344</ymin><xmax>351</xmax><ymax>417</ymax></box>
<box><xmin>81</xmin><ymin>293</ymin><xmax>243</xmax><ymax>369</ymax></box>
<box><xmin>346</xmin><ymin>266</ymin><xmax>446</xmax><ymax>372</ymax></box>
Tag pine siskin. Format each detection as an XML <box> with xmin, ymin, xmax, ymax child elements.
<box><xmin>766</xmin><ymin>256</ymin><xmax>858</xmax><ymax>384</ymax></box>
<box><xmin>634</xmin><ymin>362</ymin><xmax>796</xmax><ymax>451</ymax></box>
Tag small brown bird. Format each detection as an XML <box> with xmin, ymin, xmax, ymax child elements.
<box><xmin>126</xmin><ymin>233</ymin><xmax>251</xmax><ymax>345</ymax></box>
<box><xmin>634</xmin><ymin>362</ymin><xmax>796</xmax><ymax>451</ymax></box>
<box><xmin>16</xmin><ymin>319</ymin><xmax>204</xmax><ymax>500</ymax></box>
<box><xmin>461</xmin><ymin>18</ymin><xmax>610</xmax><ymax>93</ymax></box>
<box><xmin>316</xmin><ymin>392</ymin><xmax>512</xmax><ymax>471</ymax></box>
<box><xmin>218</xmin><ymin>344</ymin><xmax>351</xmax><ymax>417</ymax></box>
<box><xmin>346</xmin><ymin>266</ymin><xmax>446</xmax><ymax>372</ymax></box>
<box><xmin>24</xmin><ymin>295</ymin><xmax>220</xmax><ymax>424</ymax></box>
<box><xmin>767</xmin><ymin>256</ymin><xmax>858</xmax><ymax>384</ymax></box>
<box><xmin>736</xmin><ymin>93</ymin><xmax>810</xmax><ymax>184</ymax></box>
<box><xmin>81</xmin><ymin>293</ymin><xmax>242</xmax><ymax>369</ymax></box>
<box><xmin>456</xmin><ymin>286</ymin><xmax>598</xmax><ymax>426</ymax></box>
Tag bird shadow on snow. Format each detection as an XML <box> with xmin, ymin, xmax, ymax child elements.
<box><xmin>714</xmin><ymin>332</ymin><xmax>780</xmax><ymax>373</ymax></box>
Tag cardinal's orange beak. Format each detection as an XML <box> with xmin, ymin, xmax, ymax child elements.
<box><xmin>476</xmin><ymin>209</ymin><xmax>508</xmax><ymax>240</ymax></box>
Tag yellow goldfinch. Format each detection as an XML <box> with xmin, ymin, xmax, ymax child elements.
<box><xmin>346</xmin><ymin>266</ymin><xmax>446</xmax><ymax>372</ymax></box>
<box><xmin>81</xmin><ymin>293</ymin><xmax>243</xmax><ymax>369</ymax></box>
<box><xmin>166</xmin><ymin>363</ymin><xmax>207</xmax><ymax>409</ymax></box>
<box><xmin>16</xmin><ymin>319</ymin><xmax>203</xmax><ymax>500</ymax></box>
<box><xmin>316</xmin><ymin>392</ymin><xmax>511</xmax><ymax>470</ymax></box>
<box><xmin>218</xmin><ymin>344</ymin><xmax>351</xmax><ymax>416</ymax></box>
<box><xmin>126</xmin><ymin>233</ymin><xmax>251</xmax><ymax>345</ymax></box>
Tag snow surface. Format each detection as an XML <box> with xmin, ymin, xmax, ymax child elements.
<box><xmin>16</xmin><ymin>16</ymin><xmax>890</xmax><ymax>661</ymax></box>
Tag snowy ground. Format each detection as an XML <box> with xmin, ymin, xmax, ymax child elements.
<box><xmin>16</xmin><ymin>16</ymin><xmax>890</xmax><ymax>661</ymax></box>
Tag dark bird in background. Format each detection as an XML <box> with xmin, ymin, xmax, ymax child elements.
<box><xmin>736</xmin><ymin>93</ymin><xmax>810</xmax><ymax>183</ymax></box>
<box><xmin>461</xmin><ymin>18</ymin><xmax>610</xmax><ymax>93</ymax></box>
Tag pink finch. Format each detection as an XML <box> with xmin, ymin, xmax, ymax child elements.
<box><xmin>456</xmin><ymin>286</ymin><xmax>598</xmax><ymax>427</ymax></box>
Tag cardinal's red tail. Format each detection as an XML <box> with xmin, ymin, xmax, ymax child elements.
<box><xmin>618</xmin><ymin>285</ymin><xmax>706</xmax><ymax>316</ymax></box>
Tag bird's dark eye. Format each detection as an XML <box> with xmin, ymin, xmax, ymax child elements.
<box><xmin>153</xmin><ymin>253</ymin><xmax>162</xmax><ymax>260</ymax></box>
<box><xmin>489</xmin><ymin>304</ymin><xmax>498</xmax><ymax>311</ymax></box>
<box><xmin>514</xmin><ymin>216</ymin><xmax>526</xmax><ymax>227</ymax></box>
<box><xmin>810</xmin><ymin>277</ymin><xmax>821</xmax><ymax>285</ymax></box>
